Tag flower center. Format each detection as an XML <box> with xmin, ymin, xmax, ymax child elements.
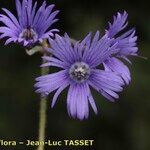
<box><xmin>69</xmin><ymin>62</ymin><xmax>91</xmax><ymax>83</ymax></box>
<box><xmin>19</xmin><ymin>28</ymin><xmax>38</xmax><ymax>41</ymax></box>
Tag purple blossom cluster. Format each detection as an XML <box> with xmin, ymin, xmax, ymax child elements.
<box><xmin>0</xmin><ymin>0</ymin><xmax>138</xmax><ymax>120</ymax></box>
<box><xmin>0</xmin><ymin>0</ymin><xmax>59</xmax><ymax>47</ymax></box>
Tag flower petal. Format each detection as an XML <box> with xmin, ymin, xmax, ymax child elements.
<box><xmin>86</xmin><ymin>84</ymin><xmax>98</xmax><ymax>114</ymax></box>
<box><xmin>106</xmin><ymin>11</ymin><xmax>128</xmax><ymax>38</ymax></box>
<box><xmin>67</xmin><ymin>83</ymin><xmax>89</xmax><ymax>120</ymax></box>
<box><xmin>51</xmin><ymin>81</ymin><xmax>69</xmax><ymax>108</ymax></box>
<box><xmin>104</xmin><ymin>57</ymin><xmax>131</xmax><ymax>85</ymax></box>
<box><xmin>84</xmin><ymin>34</ymin><xmax>117</xmax><ymax>67</ymax></box>
<box><xmin>89</xmin><ymin>70</ymin><xmax>124</xmax><ymax>101</ymax></box>
<box><xmin>2</xmin><ymin>8</ymin><xmax>20</xmax><ymax>28</ymax></box>
<box><xmin>35</xmin><ymin>70</ymin><xmax>69</xmax><ymax>95</ymax></box>
<box><xmin>105</xmin><ymin>11</ymin><xmax>138</xmax><ymax>58</ymax></box>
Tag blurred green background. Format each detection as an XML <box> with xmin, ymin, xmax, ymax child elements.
<box><xmin>0</xmin><ymin>0</ymin><xmax>149</xmax><ymax>150</ymax></box>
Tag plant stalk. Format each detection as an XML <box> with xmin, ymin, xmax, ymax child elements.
<box><xmin>37</xmin><ymin>41</ymin><xmax>49</xmax><ymax>150</ymax></box>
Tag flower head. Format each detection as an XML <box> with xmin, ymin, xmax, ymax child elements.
<box><xmin>103</xmin><ymin>11</ymin><xmax>138</xmax><ymax>85</ymax></box>
<box><xmin>105</xmin><ymin>11</ymin><xmax>138</xmax><ymax>58</ymax></box>
<box><xmin>0</xmin><ymin>0</ymin><xmax>59</xmax><ymax>47</ymax></box>
<box><xmin>35</xmin><ymin>32</ymin><xmax>124</xmax><ymax>120</ymax></box>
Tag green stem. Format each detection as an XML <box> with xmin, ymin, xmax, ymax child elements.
<box><xmin>37</xmin><ymin>56</ymin><xmax>49</xmax><ymax>150</ymax></box>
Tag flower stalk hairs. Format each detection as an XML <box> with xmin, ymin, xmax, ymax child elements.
<box><xmin>0</xmin><ymin>0</ymin><xmax>140</xmax><ymax>149</ymax></box>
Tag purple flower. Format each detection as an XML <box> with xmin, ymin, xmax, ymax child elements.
<box><xmin>35</xmin><ymin>32</ymin><xmax>124</xmax><ymax>120</ymax></box>
<box><xmin>0</xmin><ymin>0</ymin><xmax>59</xmax><ymax>47</ymax></box>
<box><xmin>104</xmin><ymin>11</ymin><xmax>138</xmax><ymax>85</ymax></box>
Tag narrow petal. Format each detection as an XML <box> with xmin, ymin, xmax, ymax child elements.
<box><xmin>116</xmin><ymin>29</ymin><xmax>138</xmax><ymax>57</ymax></box>
<box><xmin>0</xmin><ymin>27</ymin><xmax>18</xmax><ymax>37</ymax></box>
<box><xmin>67</xmin><ymin>83</ymin><xmax>89</xmax><ymax>120</ymax></box>
<box><xmin>48</xmin><ymin>36</ymin><xmax>75</xmax><ymax>64</ymax></box>
<box><xmin>31</xmin><ymin>1</ymin><xmax>37</xmax><ymax>25</ymax></box>
<box><xmin>42</xmin><ymin>56</ymin><xmax>67</xmax><ymax>68</ymax></box>
<box><xmin>35</xmin><ymin>70</ymin><xmax>69</xmax><ymax>95</ymax></box>
<box><xmin>106</xmin><ymin>11</ymin><xmax>128</xmax><ymax>38</ymax></box>
<box><xmin>83</xmin><ymin>31</ymin><xmax>100</xmax><ymax>60</ymax></box>
<box><xmin>21</xmin><ymin>0</ymin><xmax>28</xmax><ymax>27</ymax></box>
<box><xmin>76</xmin><ymin>84</ymin><xmax>89</xmax><ymax>120</ymax></box>
<box><xmin>0</xmin><ymin>14</ymin><xmax>20</xmax><ymax>32</ymax></box>
<box><xmin>5</xmin><ymin>37</ymin><xmax>17</xmax><ymax>45</ymax></box>
<box><xmin>15</xmin><ymin>0</ymin><xmax>23</xmax><ymax>25</ymax></box>
<box><xmin>89</xmin><ymin>70</ymin><xmax>124</xmax><ymax>101</ymax></box>
<box><xmin>51</xmin><ymin>82</ymin><xmax>69</xmax><ymax>108</ymax></box>
<box><xmin>38</xmin><ymin>10</ymin><xmax>59</xmax><ymax>34</ymax></box>
<box><xmin>67</xmin><ymin>84</ymin><xmax>77</xmax><ymax>118</ymax></box>
<box><xmin>40</xmin><ymin>62</ymin><xmax>64</xmax><ymax>68</ymax></box>
<box><xmin>85</xmin><ymin>35</ymin><xmax>117</xmax><ymax>67</ymax></box>
<box><xmin>86</xmin><ymin>84</ymin><xmax>98</xmax><ymax>114</ymax></box>
<box><xmin>33</xmin><ymin>1</ymin><xmax>46</xmax><ymax>26</ymax></box>
<box><xmin>104</xmin><ymin>57</ymin><xmax>131</xmax><ymax>85</ymax></box>
<box><xmin>105</xmin><ymin>12</ymin><xmax>138</xmax><ymax>58</ymax></box>
<box><xmin>2</xmin><ymin>8</ymin><xmax>20</xmax><ymax>28</ymax></box>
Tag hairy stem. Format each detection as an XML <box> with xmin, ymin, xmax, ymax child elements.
<box><xmin>37</xmin><ymin>40</ymin><xmax>49</xmax><ymax>150</ymax></box>
<box><xmin>37</xmin><ymin>58</ymin><xmax>49</xmax><ymax>150</ymax></box>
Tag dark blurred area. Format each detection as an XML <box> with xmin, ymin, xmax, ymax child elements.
<box><xmin>0</xmin><ymin>0</ymin><xmax>150</xmax><ymax>150</ymax></box>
